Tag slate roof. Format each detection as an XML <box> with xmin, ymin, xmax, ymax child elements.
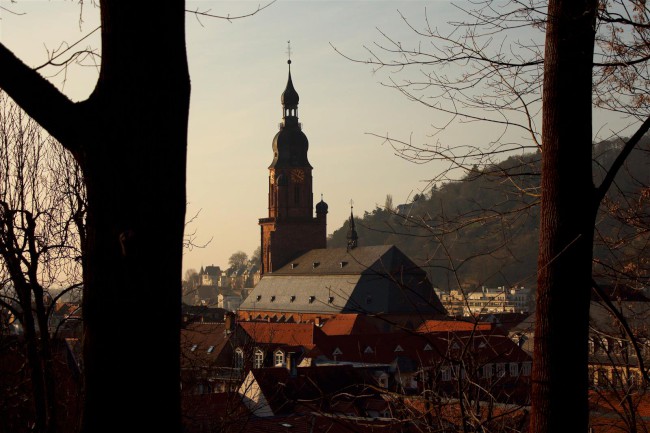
<box><xmin>181</xmin><ymin>322</ymin><xmax>249</xmax><ymax>369</ymax></box>
<box><xmin>306</xmin><ymin>331</ymin><xmax>530</xmax><ymax>368</ymax></box>
<box><xmin>247</xmin><ymin>365</ymin><xmax>377</xmax><ymax>416</ymax></box>
<box><xmin>239</xmin><ymin>245</ymin><xmax>446</xmax><ymax>315</ymax></box>
<box><xmin>509</xmin><ymin>300</ymin><xmax>650</xmax><ymax>337</ymax></box>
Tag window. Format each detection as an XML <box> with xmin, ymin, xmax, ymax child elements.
<box><xmin>274</xmin><ymin>350</ymin><xmax>285</xmax><ymax>366</ymax></box>
<box><xmin>290</xmin><ymin>295</ymin><xmax>296</xmax><ymax>303</ymax></box>
<box><xmin>509</xmin><ymin>362</ymin><xmax>519</xmax><ymax>377</ymax></box>
<box><xmin>190</xmin><ymin>344</ymin><xmax>198</xmax><ymax>352</ymax></box>
<box><xmin>483</xmin><ymin>363</ymin><xmax>493</xmax><ymax>378</ymax></box>
<box><xmin>270</xmin><ymin>295</ymin><xmax>276</xmax><ymax>302</ymax></box>
<box><xmin>328</xmin><ymin>296</ymin><xmax>334</xmax><ymax>304</ymax></box>
<box><xmin>600</xmin><ymin>337</ymin><xmax>609</xmax><ymax>353</ymax></box>
<box><xmin>441</xmin><ymin>368</ymin><xmax>451</xmax><ymax>381</ymax></box>
<box><xmin>424</xmin><ymin>343</ymin><xmax>433</xmax><ymax>351</ymax></box>
<box><xmin>364</xmin><ymin>346</ymin><xmax>374</xmax><ymax>354</ymax></box>
<box><xmin>308</xmin><ymin>296</ymin><xmax>315</xmax><ymax>304</ymax></box>
<box><xmin>496</xmin><ymin>363</ymin><xmax>506</xmax><ymax>377</ymax></box>
<box><xmin>588</xmin><ymin>338</ymin><xmax>595</xmax><ymax>355</ymax></box>
<box><xmin>254</xmin><ymin>349</ymin><xmax>264</xmax><ymax>369</ymax></box>
<box><xmin>394</xmin><ymin>345</ymin><xmax>404</xmax><ymax>352</ymax></box>
<box><xmin>234</xmin><ymin>349</ymin><xmax>244</xmax><ymax>369</ymax></box>
<box><xmin>207</xmin><ymin>345</ymin><xmax>215</xmax><ymax>354</ymax></box>
<box><xmin>256</xmin><ymin>295</ymin><xmax>261</xmax><ymax>301</ymax></box>
<box><xmin>522</xmin><ymin>361</ymin><xmax>532</xmax><ymax>376</ymax></box>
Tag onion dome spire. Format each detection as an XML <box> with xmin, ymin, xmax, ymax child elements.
<box><xmin>281</xmin><ymin>60</ymin><xmax>300</xmax><ymax>109</ymax></box>
<box><xmin>347</xmin><ymin>203</ymin><xmax>358</xmax><ymax>251</ymax></box>
<box><xmin>316</xmin><ymin>194</ymin><xmax>329</xmax><ymax>215</ymax></box>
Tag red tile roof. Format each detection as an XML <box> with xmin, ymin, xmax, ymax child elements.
<box><xmin>321</xmin><ymin>314</ymin><xmax>382</xmax><ymax>335</ymax></box>
<box><xmin>240</xmin><ymin>322</ymin><xmax>325</xmax><ymax>349</ymax></box>
<box><xmin>416</xmin><ymin>319</ymin><xmax>492</xmax><ymax>333</ymax></box>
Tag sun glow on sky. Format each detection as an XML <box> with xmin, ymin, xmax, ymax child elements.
<box><xmin>0</xmin><ymin>1</ymin><xmax>631</xmax><ymax>274</ymax></box>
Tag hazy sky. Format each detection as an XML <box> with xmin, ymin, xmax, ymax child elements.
<box><xmin>1</xmin><ymin>1</ymin><xmax>627</xmax><ymax>275</ymax></box>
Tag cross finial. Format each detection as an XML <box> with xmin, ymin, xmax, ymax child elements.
<box><xmin>350</xmin><ymin>199</ymin><xmax>354</xmax><ymax>211</ymax></box>
<box><xmin>287</xmin><ymin>40</ymin><xmax>292</xmax><ymax>63</ymax></box>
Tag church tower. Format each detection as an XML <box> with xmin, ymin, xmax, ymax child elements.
<box><xmin>259</xmin><ymin>60</ymin><xmax>328</xmax><ymax>275</ymax></box>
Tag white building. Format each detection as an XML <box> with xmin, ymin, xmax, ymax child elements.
<box><xmin>436</xmin><ymin>286</ymin><xmax>533</xmax><ymax>316</ymax></box>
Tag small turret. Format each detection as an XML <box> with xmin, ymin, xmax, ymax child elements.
<box><xmin>347</xmin><ymin>205</ymin><xmax>358</xmax><ymax>251</ymax></box>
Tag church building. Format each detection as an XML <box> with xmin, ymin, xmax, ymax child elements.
<box><xmin>238</xmin><ymin>60</ymin><xmax>446</xmax><ymax>325</ymax></box>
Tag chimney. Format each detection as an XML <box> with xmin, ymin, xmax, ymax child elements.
<box><xmin>314</xmin><ymin>317</ymin><xmax>321</xmax><ymax>327</ymax></box>
<box><xmin>286</xmin><ymin>352</ymin><xmax>298</xmax><ymax>378</ymax></box>
<box><xmin>225</xmin><ymin>312</ymin><xmax>235</xmax><ymax>334</ymax></box>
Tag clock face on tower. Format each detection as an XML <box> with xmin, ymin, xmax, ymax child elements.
<box><xmin>291</xmin><ymin>169</ymin><xmax>305</xmax><ymax>183</ymax></box>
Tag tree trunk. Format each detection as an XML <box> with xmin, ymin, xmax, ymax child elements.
<box><xmin>531</xmin><ymin>1</ymin><xmax>598</xmax><ymax>433</ymax></box>
<box><xmin>76</xmin><ymin>3</ymin><xmax>190</xmax><ymax>433</ymax></box>
<box><xmin>0</xmin><ymin>1</ymin><xmax>189</xmax><ymax>431</ymax></box>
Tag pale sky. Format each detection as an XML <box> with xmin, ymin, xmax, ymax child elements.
<box><xmin>0</xmin><ymin>1</ymin><xmax>631</xmax><ymax>275</ymax></box>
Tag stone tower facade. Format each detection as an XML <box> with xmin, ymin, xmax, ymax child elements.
<box><xmin>259</xmin><ymin>61</ymin><xmax>328</xmax><ymax>275</ymax></box>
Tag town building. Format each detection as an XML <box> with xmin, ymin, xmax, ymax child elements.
<box><xmin>436</xmin><ymin>285</ymin><xmax>534</xmax><ymax>316</ymax></box>
<box><xmin>239</xmin><ymin>60</ymin><xmax>447</xmax><ymax>327</ymax></box>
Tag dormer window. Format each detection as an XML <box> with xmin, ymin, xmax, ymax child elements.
<box><xmin>207</xmin><ymin>346</ymin><xmax>215</xmax><ymax>354</ymax></box>
<box><xmin>339</xmin><ymin>261</ymin><xmax>348</xmax><ymax>268</ymax></box>
<box><xmin>308</xmin><ymin>296</ymin><xmax>315</xmax><ymax>304</ymax></box>
<box><xmin>312</xmin><ymin>262</ymin><xmax>320</xmax><ymax>269</ymax></box>
<box><xmin>394</xmin><ymin>345</ymin><xmax>404</xmax><ymax>352</ymax></box>
<box><xmin>274</xmin><ymin>350</ymin><xmax>285</xmax><ymax>366</ymax></box>
<box><xmin>234</xmin><ymin>348</ymin><xmax>244</xmax><ymax>369</ymax></box>
<box><xmin>364</xmin><ymin>346</ymin><xmax>374</xmax><ymax>354</ymax></box>
<box><xmin>291</xmin><ymin>263</ymin><xmax>298</xmax><ymax>269</ymax></box>
<box><xmin>290</xmin><ymin>295</ymin><xmax>296</xmax><ymax>302</ymax></box>
<box><xmin>328</xmin><ymin>296</ymin><xmax>334</xmax><ymax>304</ymax></box>
<box><xmin>270</xmin><ymin>296</ymin><xmax>276</xmax><ymax>302</ymax></box>
<box><xmin>256</xmin><ymin>295</ymin><xmax>262</xmax><ymax>301</ymax></box>
<box><xmin>424</xmin><ymin>343</ymin><xmax>433</xmax><ymax>351</ymax></box>
<box><xmin>333</xmin><ymin>347</ymin><xmax>343</xmax><ymax>356</ymax></box>
<box><xmin>190</xmin><ymin>344</ymin><xmax>198</xmax><ymax>352</ymax></box>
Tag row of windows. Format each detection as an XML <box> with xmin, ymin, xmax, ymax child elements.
<box><xmin>234</xmin><ymin>348</ymin><xmax>286</xmax><ymax>370</ymax></box>
<box><xmin>255</xmin><ymin>294</ymin><xmax>335</xmax><ymax>304</ymax></box>
<box><xmin>589</xmin><ymin>367</ymin><xmax>643</xmax><ymax>388</ymax></box>
<box><xmin>439</xmin><ymin>362</ymin><xmax>531</xmax><ymax>381</ymax></box>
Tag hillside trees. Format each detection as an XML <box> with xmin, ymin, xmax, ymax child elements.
<box><xmin>339</xmin><ymin>1</ymin><xmax>650</xmax><ymax>432</ymax></box>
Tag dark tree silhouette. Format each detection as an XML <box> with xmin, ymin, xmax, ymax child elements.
<box><xmin>0</xmin><ymin>3</ymin><xmax>190</xmax><ymax>432</ymax></box>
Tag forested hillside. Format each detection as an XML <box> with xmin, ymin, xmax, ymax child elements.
<box><xmin>329</xmin><ymin>138</ymin><xmax>650</xmax><ymax>291</ymax></box>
